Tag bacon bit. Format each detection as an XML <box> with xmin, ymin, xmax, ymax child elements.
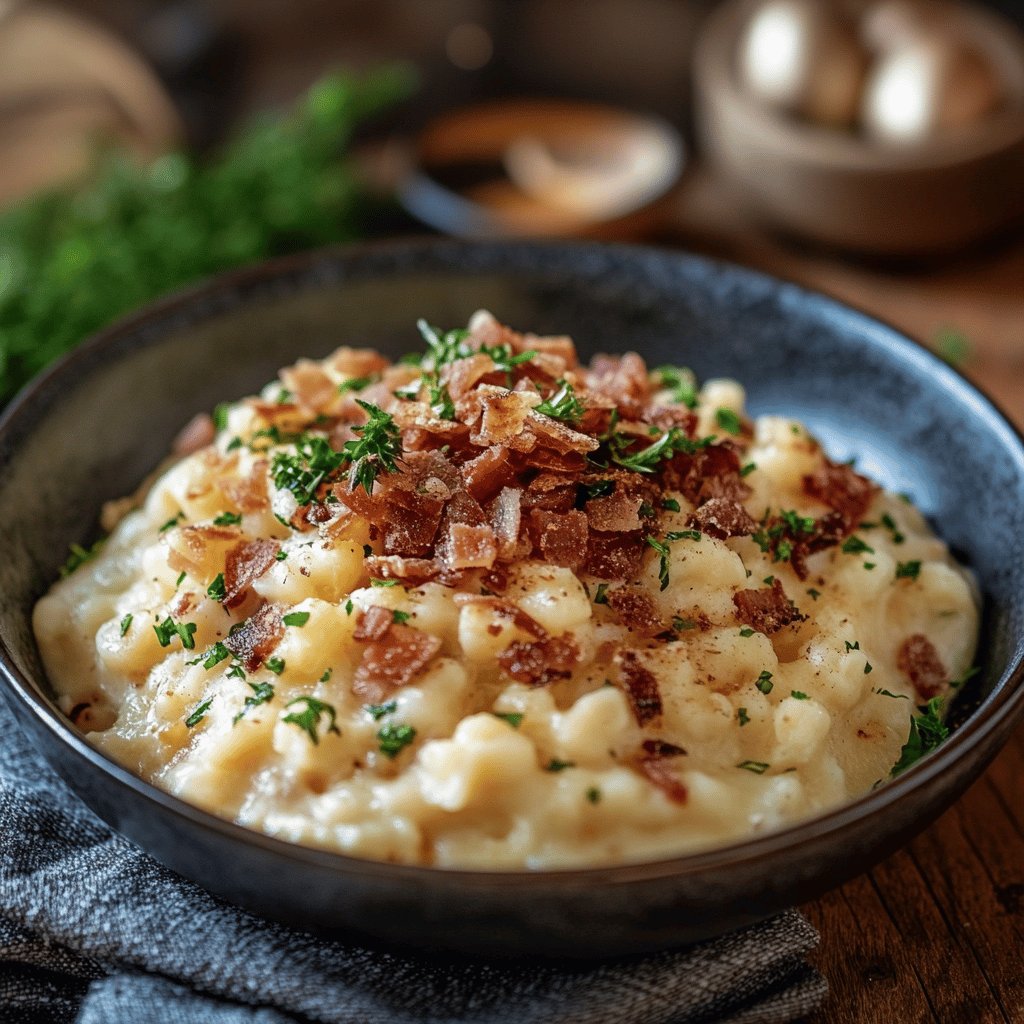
<box><xmin>669</xmin><ymin>444</ymin><xmax>752</xmax><ymax>506</ymax></box>
<box><xmin>223</xmin><ymin>538</ymin><xmax>280</xmax><ymax>608</ymax></box>
<box><xmin>526</xmin><ymin>411</ymin><xmax>600</xmax><ymax>455</ymax></box>
<box><xmin>521</xmin><ymin>334</ymin><xmax>577</xmax><ymax>367</ymax></box>
<box><xmin>897</xmin><ymin>634</ymin><xmax>948</xmax><ymax>699</ymax></box>
<box><xmin>586</xmin><ymin>491</ymin><xmax>643</xmax><ymax>533</ymax></box>
<box><xmin>617</xmin><ymin>650</ymin><xmax>662</xmax><ymax>725</ymax></box>
<box><xmin>445</xmin><ymin>522</ymin><xmax>499</xmax><ymax>570</ymax></box>
<box><xmin>641</xmin><ymin>739</ymin><xmax>687</xmax><ymax>757</ymax></box>
<box><xmin>224</xmin><ymin>604</ymin><xmax>284</xmax><ymax>671</ymax></box>
<box><xmin>606</xmin><ymin>585</ymin><xmax>663</xmax><ymax>636</ymax></box>
<box><xmin>803</xmin><ymin>459</ymin><xmax>879</xmax><ymax>527</ymax></box>
<box><xmin>585</xmin><ymin>531</ymin><xmax>644</xmax><ymax>581</ymax></box>
<box><xmin>281</xmin><ymin>359</ymin><xmax>336</xmax><ymax>411</ymax></box>
<box><xmin>442</xmin><ymin>353</ymin><xmax>496</xmax><ymax>401</ymax></box>
<box><xmin>384</xmin><ymin>503</ymin><xmax>444</xmax><ymax>558</ymax></box>
<box><xmin>497</xmin><ymin>635</ymin><xmax>579</xmax><ymax>686</ymax></box>
<box><xmin>219</xmin><ymin>459</ymin><xmax>270</xmax><ymax>512</ymax></box>
<box><xmin>453</xmin><ymin>593</ymin><xmax>548</xmax><ymax>638</ymax></box>
<box><xmin>522</xmin><ymin>474</ymin><xmax>577</xmax><ymax>514</ymax></box>
<box><xmin>365</xmin><ymin>555</ymin><xmax>439</xmax><ymax>585</ymax></box>
<box><xmin>172</xmin><ymin>413</ymin><xmax>215</xmax><ymax>457</ymax></box>
<box><xmin>354</xmin><ymin>605</ymin><xmax>393</xmax><ymax>642</ymax></box>
<box><xmin>463</xmin><ymin>387</ymin><xmax>536</xmax><ymax>450</ymax></box>
<box><xmin>528</xmin><ymin>509</ymin><xmax>588</xmax><ymax>570</ymax></box>
<box><xmin>166</xmin><ymin>524</ymin><xmax>240</xmax><ymax>575</ymax></box>
<box><xmin>586</xmin><ymin>353</ymin><xmax>650</xmax><ymax>418</ymax></box>
<box><xmin>646</xmin><ymin>404</ymin><xmax>697</xmax><ymax>437</ymax></box>
<box><xmin>640</xmin><ymin>758</ymin><xmax>688</xmax><ymax>804</ymax></box>
<box><xmin>69</xmin><ymin>702</ymin><xmax>91</xmax><ymax>724</ymax></box>
<box><xmin>733</xmin><ymin>578</ymin><xmax>806</xmax><ymax>635</ymax></box>
<box><xmin>325</xmin><ymin>346</ymin><xmax>390</xmax><ymax>381</ymax></box>
<box><xmin>688</xmin><ymin>497</ymin><xmax>757</xmax><ymax>540</ymax></box>
<box><xmin>352</xmin><ymin>625</ymin><xmax>442</xmax><ymax>703</ymax></box>
<box><xmin>516</xmin><ymin>449</ymin><xmax>589</xmax><ymax>474</ymax></box>
<box><xmin>463</xmin><ymin>446</ymin><xmax>516</xmax><ymax>502</ymax></box>
<box><xmin>172</xmin><ymin>591</ymin><xmax>198</xmax><ymax>617</ymax></box>
<box><xmin>489</xmin><ymin>487</ymin><xmax>523</xmax><ymax>560</ymax></box>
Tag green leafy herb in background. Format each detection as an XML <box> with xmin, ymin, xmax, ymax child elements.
<box><xmin>0</xmin><ymin>67</ymin><xmax>412</xmax><ymax>403</ymax></box>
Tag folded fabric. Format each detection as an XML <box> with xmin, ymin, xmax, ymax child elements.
<box><xmin>0</xmin><ymin>717</ymin><xmax>827</xmax><ymax>1024</ymax></box>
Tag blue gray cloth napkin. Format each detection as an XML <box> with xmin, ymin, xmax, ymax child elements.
<box><xmin>0</xmin><ymin>719</ymin><xmax>827</xmax><ymax>1024</ymax></box>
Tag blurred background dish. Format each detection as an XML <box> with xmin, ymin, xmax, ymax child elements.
<box><xmin>400</xmin><ymin>99</ymin><xmax>684</xmax><ymax>238</ymax></box>
<box><xmin>695</xmin><ymin>0</ymin><xmax>1024</xmax><ymax>255</ymax></box>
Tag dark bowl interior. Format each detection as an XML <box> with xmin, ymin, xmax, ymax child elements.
<box><xmin>2</xmin><ymin>239</ymin><xmax>1023</xmax><ymax>958</ymax></box>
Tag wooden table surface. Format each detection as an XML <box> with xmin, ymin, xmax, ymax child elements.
<box><xmin>668</xmin><ymin>170</ymin><xmax>1024</xmax><ymax>1024</ymax></box>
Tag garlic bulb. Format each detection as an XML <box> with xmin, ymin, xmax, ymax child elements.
<box><xmin>862</xmin><ymin>35</ymin><xmax>1004</xmax><ymax>143</ymax></box>
<box><xmin>737</xmin><ymin>0</ymin><xmax>868</xmax><ymax>126</ymax></box>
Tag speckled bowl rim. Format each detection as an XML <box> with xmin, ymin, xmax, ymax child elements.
<box><xmin>2</xmin><ymin>237</ymin><xmax>1023</xmax><ymax>887</ymax></box>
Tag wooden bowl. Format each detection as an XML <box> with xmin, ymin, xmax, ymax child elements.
<box><xmin>693</xmin><ymin>0</ymin><xmax>1024</xmax><ymax>255</ymax></box>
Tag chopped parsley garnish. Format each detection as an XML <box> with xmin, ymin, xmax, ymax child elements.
<box><xmin>265</xmin><ymin>657</ymin><xmax>285</xmax><ymax>675</ymax></box>
<box><xmin>863</xmin><ymin>562</ymin><xmax>876</xmax><ymax>570</ymax></box>
<box><xmin>881</xmin><ymin>513</ymin><xmax>906</xmax><ymax>544</ymax></box>
<box><xmin>673</xmin><ymin>617</ymin><xmax>698</xmax><ymax>631</ymax></box>
<box><xmin>206</xmin><ymin>573</ymin><xmax>226</xmax><ymax>602</ymax></box>
<box><xmin>740</xmin><ymin>462</ymin><xmax>757</xmax><ymax>477</ymax></box>
<box><xmin>891</xmin><ymin>697</ymin><xmax>948</xmax><ymax>776</ymax></box>
<box><xmin>864</xmin><ymin>662</ymin><xmax>873</xmax><ymax>674</ymax></box>
<box><xmin>428</xmin><ymin>380</ymin><xmax>456</xmax><ymax>420</ymax></box>
<box><xmin>807</xmin><ymin>588</ymin><xmax>821</xmax><ymax>600</ymax></box>
<box><xmin>227</xmin><ymin>663</ymin><xmax>246</xmax><ymax>680</ymax></box>
<box><xmin>377</xmin><ymin>723</ymin><xmax>416</xmax><ymax>758</ymax></box>
<box><xmin>185</xmin><ymin>698</ymin><xmax>213</xmax><ymax>728</ymax></box>
<box><xmin>841</xmin><ymin>535</ymin><xmax>874</xmax><ymax>555</ymax></box>
<box><xmin>739</xmin><ymin>627</ymin><xmax>755</xmax><ymax>638</ymax></box>
<box><xmin>895</xmin><ymin>560</ymin><xmax>921</xmax><ymax>580</ymax></box>
<box><xmin>647</xmin><ymin>530</ymin><xmax>701</xmax><ymax>590</ymax></box>
<box><xmin>586</xmin><ymin>787</ymin><xmax>602</xmax><ymax>804</ymax></box>
<box><xmin>950</xmin><ymin>666</ymin><xmax>980</xmax><ymax>690</ymax></box>
<box><xmin>593</xmin><ymin>583</ymin><xmax>610</xmax><ymax>605</ymax></box>
<box><xmin>282</xmin><ymin>611</ymin><xmax>310</xmax><ymax>627</ymax></box>
<box><xmin>654</xmin><ymin>365</ymin><xmax>699</xmax><ymax>409</ymax></box>
<box><xmin>639</xmin><ymin>500</ymin><xmax>655</xmax><ymax>518</ymax></box>
<box><xmin>370</xmin><ymin>578</ymin><xmax>399</xmax><ymax>588</ymax></box>
<box><xmin>737</xmin><ymin>760</ymin><xmax>770</xmax><ymax>774</ymax></box>
<box><xmin>535</xmin><ymin>379</ymin><xmax>585</xmax><ymax>424</ymax></box>
<box><xmin>715</xmin><ymin>408</ymin><xmax>742</xmax><ymax>436</ymax></box>
<box><xmin>275</xmin><ymin>550</ymin><xmax>288</xmax><ymax>561</ymax></box>
<box><xmin>195</xmin><ymin>642</ymin><xmax>231</xmax><ymax>670</ymax></box>
<box><xmin>212</xmin><ymin>511</ymin><xmax>242</xmax><ymax>526</ymax></box>
<box><xmin>338</xmin><ymin>375</ymin><xmax>373</xmax><ymax>394</ymax></box>
<box><xmin>159</xmin><ymin>512</ymin><xmax>184</xmax><ymax>533</ymax></box>
<box><xmin>874</xmin><ymin>688</ymin><xmax>909</xmax><ymax>699</ymax></box>
<box><xmin>845</xmin><ymin>640</ymin><xmax>860</xmax><ymax>652</ymax></box>
<box><xmin>233</xmin><ymin>682</ymin><xmax>275</xmax><ymax>724</ymax></box>
<box><xmin>119</xmin><ymin>613</ymin><xmax>133</xmax><ymax>636</ymax></box>
<box><xmin>175</xmin><ymin>571</ymin><xmax>187</xmax><ymax>588</ymax></box>
<box><xmin>60</xmin><ymin>539</ymin><xmax>104</xmax><ymax>577</ymax></box>
<box><xmin>790</xmin><ymin>690</ymin><xmax>809</xmax><ymax>700</ymax></box>
<box><xmin>755</xmin><ymin>670</ymin><xmax>774</xmax><ymax>694</ymax></box>
<box><xmin>283</xmin><ymin>696</ymin><xmax>340</xmax><ymax>745</ymax></box>
<box><xmin>661</xmin><ymin>497</ymin><xmax>681</xmax><ymax>512</ymax></box>
<box><xmin>492</xmin><ymin>712</ymin><xmax>524</xmax><ymax>728</ymax></box>
<box><xmin>737</xmin><ymin>707</ymin><xmax>750</xmax><ymax>726</ymax></box>
<box><xmin>607</xmin><ymin>427</ymin><xmax>714</xmax><ymax>474</ymax></box>
<box><xmin>365</xmin><ymin>701</ymin><xmax>397</xmax><ymax>721</ymax></box>
<box><xmin>392</xmin><ymin>610</ymin><xmax>410</xmax><ymax>624</ymax></box>
<box><xmin>153</xmin><ymin>616</ymin><xmax>197</xmax><ymax>650</ymax></box>
<box><xmin>320</xmin><ymin>668</ymin><xmax>333</xmax><ymax>682</ymax></box>
<box><xmin>545</xmin><ymin>758</ymin><xmax>575</xmax><ymax>772</ymax></box>
<box><xmin>344</xmin><ymin>598</ymin><xmax>354</xmax><ymax>615</ymax></box>
<box><xmin>271</xmin><ymin>434</ymin><xmax>346</xmax><ymax>505</ymax></box>
<box><xmin>213</xmin><ymin>403</ymin><xmax>230</xmax><ymax>432</ymax></box>
<box><xmin>583</xmin><ymin>479</ymin><xmax>615</xmax><ymax>500</ymax></box>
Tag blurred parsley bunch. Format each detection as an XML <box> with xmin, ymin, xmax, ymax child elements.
<box><xmin>0</xmin><ymin>66</ymin><xmax>412</xmax><ymax>403</ymax></box>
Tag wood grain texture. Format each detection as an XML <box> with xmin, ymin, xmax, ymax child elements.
<box><xmin>667</xmin><ymin>169</ymin><xmax>1024</xmax><ymax>1023</ymax></box>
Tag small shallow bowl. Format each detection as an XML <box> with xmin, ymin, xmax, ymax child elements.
<box><xmin>694</xmin><ymin>0</ymin><xmax>1024</xmax><ymax>256</ymax></box>
<box><xmin>399</xmin><ymin>99</ymin><xmax>684</xmax><ymax>240</ymax></box>
<box><xmin>1</xmin><ymin>239</ymin><xmax>1023</xmax><ymax>958</ymax></box>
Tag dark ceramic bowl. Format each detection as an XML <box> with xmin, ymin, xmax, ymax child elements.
<box><xmin>1</xmin><ymin>240</ymin><xmax>1023</xmax><ymax>958</ymax></box>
